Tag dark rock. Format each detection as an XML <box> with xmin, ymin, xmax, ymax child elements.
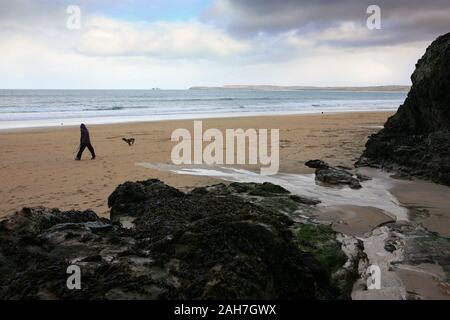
<box><xmin>84</xmin><ymin>221</ymin><xmax>112</xmax><ymax>232</ymax></box>
<box><xmin>80</xmin><ymin>254</ymin><xmax>103</xmax><ymax>262</ymax></box>
<box><xmin>356</xmin><ymin>173</ymin><xmax>371</xmax><ymax>182</ymax></box>
<box><xmin>248</xmin><ymin>182</ymin><xmax>290</xmax><ymax>196</ymax></box>
<box><xmin>336</xmin><ymin>165</ymin><xmax>353</xmax><ymax>171</ymax></box>
<box><xmin>305</xmin><ymin>159</ymin><xmax>329</xmax><ymax>169</ymax></box>
<box><xmin>305</xmin><ymin>160</ymin><xmax>362</xmax><ymax>189</ymax></box>
<box><xmin>384</xmin><ymin>243</ymin><xmax>397</xmax><ymax>253</ymax></box>
<box><xmin>189</xmin><ymin>186</ymin><xmax>208</xmax><ymax>195</ymax></box>
<box><xmin>0</xmin><ymin>180</ymin><xmax>353</xmax><ymax>300</ymax></box>
<box><xmin>316</xmin><ymin>168</ymin><xmax>362</xmax><ymax>189</ymax></box>
<box><xmin>107</xmin><ymin>179</ymin><xmax>184</xmax><ymax>223</ymax></box>
<box><xmin>358</xmin><ymin>32</ymin><xmax>450</xmax><ymax>186</ymax></box>
<box><xmin>387</xmin><ymin>223</ymin><xmax>450</xmax><ymax>282</ymax></box>
<box><xmin>228</xmin><ymin>182</ymin><xmax>290</xmax><ymax>196</ymax></box>
<box><xmin>190</xmin><ymin>183</ymin><xmax>229</xmax><ymax>196</ymax></box>
<box><xmin>290</xmin><ymin>195</ymin><xmax>321</xmax><ymax>206</ymax></box>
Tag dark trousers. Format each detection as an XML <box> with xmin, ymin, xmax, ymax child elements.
<box><xmin>76</xmin><ymin>143</ymin><xmax>96</xmax><ymax>159</ymax></box>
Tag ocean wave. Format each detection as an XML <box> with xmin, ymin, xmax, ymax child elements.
<box><xmin>0</xmin><ymin>89</ymin><xmax>407</xmax><ymax>128</ymax></box>
<box><xmin>83</xmin><ymin>106</ymin><xmax>124</xmax><ymax>111</ymax></box>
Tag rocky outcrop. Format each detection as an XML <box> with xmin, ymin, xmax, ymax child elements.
<box><xmin>305</xmin><ymin>160</ymin><xmax>362</xmax><ymax>189</ymax></box>
<box><xmin>358</xmin><ymin>32</ymin><xmax>450</xmax><ymax>185</ymax></box>
<box><xmin>0</xmin><ymin>179</ymin><xmax>355</xmax><ymax>300</ymax></box>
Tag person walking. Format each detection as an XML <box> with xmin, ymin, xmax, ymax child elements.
<box><xmin>75</xmin><ymin>123</ymin><xmax>96</xmax><ymax>160</ymax></box>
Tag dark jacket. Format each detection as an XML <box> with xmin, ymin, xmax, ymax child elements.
<box><xmin>80</xmin><ymin>124</ymin><xmax>91</xmax><ymax>145</ymax></box>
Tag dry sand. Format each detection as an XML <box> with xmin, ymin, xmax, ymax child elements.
<box><xmin>0</xmin><ymin>111</ymin><xmax>392</xmax><ymax>218</ymax></box>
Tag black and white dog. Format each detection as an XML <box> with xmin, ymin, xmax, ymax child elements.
<box><xmin>122</xmin><ymin>138</ymin><xmax>135</xmax><ymax>146</ymax></box>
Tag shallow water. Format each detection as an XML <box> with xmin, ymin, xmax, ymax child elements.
<box><xmin>136</xmin><ymin>162</ymin><xmax>408</xmax><ymax>222</ymax></box>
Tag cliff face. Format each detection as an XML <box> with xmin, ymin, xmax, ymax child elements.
<box><xmin>358</xmin><ymin>32</ymin><xmax>450</xmax><ymax>185</ymax></box>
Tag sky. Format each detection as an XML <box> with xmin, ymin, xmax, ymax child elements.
<box><xmin>0</xmin><ymin>0</ymin><xmax>449</xmax><ymax>89</ymax></box>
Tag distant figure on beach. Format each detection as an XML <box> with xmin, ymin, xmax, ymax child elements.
<box><xmin>75</xmin><ymin>124</ymin><xmax>96</xmax><ymax>160</ymax></box>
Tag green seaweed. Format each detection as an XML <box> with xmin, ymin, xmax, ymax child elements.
<box><xmin>258</xmin><ymin>196</ymin><xmax>303</xmax><ymax>215</ymax></box>
<box><xmin>294</xmin><ymin>223</ymin><xmax>347</xmax><ymax>273</ymax></box>
<box><xmin>294</xmin><ymin>223</ymin><xmax>360</xmax><ymax>299</ymax></box>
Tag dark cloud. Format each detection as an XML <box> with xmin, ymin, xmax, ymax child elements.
<box><xmin>203</xmin><ymin>0</ymin><xmax>450</xmax><ymax>46</ymax></box>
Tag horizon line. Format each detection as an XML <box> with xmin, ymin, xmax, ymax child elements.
<box><xmin>0</xmin><ymin>84</ymin><xmax>411</xmax><ymax>91</ymax></box>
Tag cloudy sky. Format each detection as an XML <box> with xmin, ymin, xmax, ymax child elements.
<box><xmin>0</xmin><ymin>0</ymin><xmax>449</xmax><ymax>89</ymax></box>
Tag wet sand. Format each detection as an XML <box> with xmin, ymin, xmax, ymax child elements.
<box><xmin>391</xmin><ymin>180</ymin><xmax>450</xmax><ymax>237</ymax></box>
<box><xmin>395</xmin><ymin>264</ymin><xmax>450</xmax><ymax>300</ymax></box>
<box><xmin>0</xmin><ymin>111</ymin><xmax>392</xmax><ymax>218</ymax></box>
<box><xmin>317</xmin><ymin>205</ymin><xmax>394</xmax><ymax>237</ymax></box>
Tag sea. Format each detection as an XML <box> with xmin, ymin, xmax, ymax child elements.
<box><xmin>0</xmin><ymin>89</ymin><xmax>407</xmax><ymax>129</ymax></box>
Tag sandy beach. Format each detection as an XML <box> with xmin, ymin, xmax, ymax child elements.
<box><xmin>0</xmin><ymin>111</ymin><xmax>392</xmax><ymax>218</ymax></box>
<box><xmin>1</xmin><ymin>111</ymin><xmax>450</xmax><ymax>300</ymax></box>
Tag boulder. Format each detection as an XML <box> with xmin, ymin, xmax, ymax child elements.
<box><xmin>305</xmin><ymin>160</ymin><xmax>362</xmax><ymax>189</ymax></box>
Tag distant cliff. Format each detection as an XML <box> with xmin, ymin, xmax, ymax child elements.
<box><xmin>189</xmin><ymin>85</ymin><xmax>410</xmax><ymax>92</ymax></box>
<box><xmin>358</xmin><ymin>32</ymin><xmax>450</xmax><ymax>185</ymax></box>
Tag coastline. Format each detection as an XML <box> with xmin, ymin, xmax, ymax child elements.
<box><xmin>0</xmin><ymin>111</ymin><xmax>393</xmax><ymax>218</ymax></box>
<box><xmin>0</xmin><ymin>108</ymin><xmax>398</xmax><ymax>132</ymax></box>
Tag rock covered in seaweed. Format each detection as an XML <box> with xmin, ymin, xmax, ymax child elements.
<box><xmin>358</xmin><ymin>32</ymin><xmax>450</xmax><ymax>186</ymax></box>
<box><xmin>0</xmin><ymin>179</ymin><xmax>355</xmax><ymax>300</ymax></box>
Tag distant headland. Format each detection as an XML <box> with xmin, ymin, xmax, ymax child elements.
<box><xmin>189</xmin><ymin>85</ymin><xmax>410</xmax><ymax>92</ymax></box>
